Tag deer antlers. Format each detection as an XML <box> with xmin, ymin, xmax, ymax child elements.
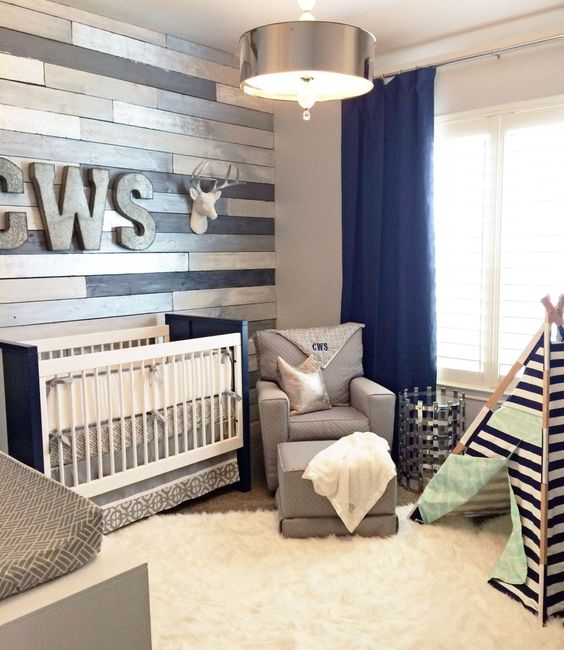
<box><xmin>190</xmin><ymin>161</ymin><xmax>241</xmax><ymax>193</ymax></box>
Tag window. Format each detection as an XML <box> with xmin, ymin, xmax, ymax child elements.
<box><xmin>435</xmin><ymin>100</ymin><xmax>564</xmax><ymax>389</ymax></box>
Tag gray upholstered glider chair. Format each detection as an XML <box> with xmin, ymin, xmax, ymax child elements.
<box><xmin>254</xmin><ymin>323</ymin><xmax>395</xmax><ymax>491</ymax></box>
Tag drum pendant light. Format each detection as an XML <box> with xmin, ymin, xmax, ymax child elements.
<box><xmin>239</xmin><ymin>0</ymin><xmax>375</xmax><ymax>121</ymax></box>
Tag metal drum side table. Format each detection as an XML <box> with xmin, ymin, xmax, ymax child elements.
<box><xmin>398</xmin><ymin>386</ymin><xmax>466</xmax><ymax>492</ymax></box>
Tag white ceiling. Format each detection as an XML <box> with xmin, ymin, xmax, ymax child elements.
<box><xmin>56</xmin><ymin>0</ymin><xmax>564</xmax><ymax>57</ymax></box>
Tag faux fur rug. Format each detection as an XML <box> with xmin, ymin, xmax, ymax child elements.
<box><xmin>111</xmin><ymin>506</ymin><xmax>564</xmax><ymax>650</ymax></box>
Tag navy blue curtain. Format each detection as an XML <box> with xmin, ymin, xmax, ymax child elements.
<box><xmin>341</xmin><ymin>68</ymin><xmax>437</xmax><ymax>454</ymax></box>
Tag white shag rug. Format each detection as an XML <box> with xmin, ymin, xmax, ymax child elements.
<box><xmin>110</xmin><ymin>506</ymin><xmax>564</xmax><ymax>650</ymax></box>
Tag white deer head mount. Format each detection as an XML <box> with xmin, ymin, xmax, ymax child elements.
<box><xmin>189</xmin><ymin>161</ymin><xmax>241</xmax><ymax>234</ymax></box>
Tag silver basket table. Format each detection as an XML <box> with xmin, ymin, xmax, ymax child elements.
<box><xmin>398</xmin><ymin>386</ymin><xmax>465</xmax><ymax>492</ymax></box>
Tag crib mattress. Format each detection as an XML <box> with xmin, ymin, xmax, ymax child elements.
<box><xmin>0</xmin><ymin>452</ymin><xmax>103</xmax><ymax>601</ymax></box>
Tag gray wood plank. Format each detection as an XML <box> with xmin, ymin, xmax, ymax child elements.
<box><xmin>224</xmin><ymin>199</ymin><xmax>275</xmax><ymax>218</ymax></box>
<box><xmin>0</xmin><ymin>130</ymin><xmax>173</xmax><ymax>172</ymax></box>
<box><xmin>175</xmin><ymin>302</ymin><xmax>276</xmax><ymax>321</ymax></box>
<box><xmin>173</xmin><ymin>155</ymin><xmax>273</xmax><ymax>185</ymax></box>
<box><xmin>0</xmin><ymin>104</ymin><xmax>81</xmax><ymax>139</ymax></box>
<box><xmin>0</xmin><ymin>253</ymin><xmax>188</xmax><ymax>278</ymax></box>
<box><xmin>157</xmin><ymin>89</ymin><xmax>273</xmax><ymax>131</ymax></box>
<box><xmin>80</xmin><ymin>118</ymin><xmax>274</xmax><ymax>168</ymax></box>
<box><xmin>114</xmin><ymin>102</ymin><xmax>273</xmax><ymax>149</ymax></box>
<box><xmin>249</xmin><ymin>319</ymin><xmax>276</xmax><ymax>336</ymax></box>
<box><xmin>0</xmin><ymin>277</ymin><xmax>86</xmax><ymax>303</ymax></box>
<box><xmin>0</xmin><ymin>1</ymin><xmax>71</xmax><ymax>43</ymax></box>
<box><xmin>0</xmin><ymin>52</ymin><xmax>44</xmax><ymax>85</ymax></box>
<box><xmin>0</xmin><ymin>27</ymin><xmax>216</xmax><ymax>101</ymax></box>
<box><xmin>216</xmin><ymin>84</ymin><xmax>273</xmax><ymax>114</ymax></box>
<box><xmin>85</xmin><ymin>269</ymin><xmax>275</xmax><ymax>298</ymax></box>
<box><xmin>10</xmin><ymin>0</ymin><xmax>167</xmax><ymax>46</ymax></box>
<box><xmin>72</xmin><ymin>23</ymin><xmax>238</xmax><ymax>86</ymax></box>
<box><xmin>189</xmin><ymin>252</ymin><xmax>276</xmax><ymax>271</ymax></box>
<box><xmin>0</xmin><ymin>78</ymin><xmax>113</xmax><ymax>120</ymax></box>
<box><xmin>151</xmin><ymin>213</ymin><xmax>274</xmax><ymax>235</ymax></box>
<box><xmin>173</xmin><ymin>285</ymin><xmax>276</xmax><ymax>310</ymax></box>
<box><xmin>78</xmin><ymin>165</ymin><xmax>274</xmax><ymax>201</ymax></box>
<box><xmin>90</xmin><ymin>233</ymin><xmax>275</xmax><ymax>254</ymax></box>
<box><xmin>0</xmin><ymin>312</ymin><xmax>162</xmax><ymax>341</ymax></box>
<box><xmin>0</xmin><ymin>293</ymin><xmax>172</xmax><ymax>327</ymax></box>
<box><xmin>44</xmin><ymin>64</ymin><xmax>157</xmax><ymax>108</ymax></box>
<box><xmin>165</xmin><ymin>35</ymin><xmax>238</xmax><ymax>69</ymax></box>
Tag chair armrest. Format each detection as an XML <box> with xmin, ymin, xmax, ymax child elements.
<box><xmin>256</xmin><ymin>380</ymin><xmax>290</xmax><ymax>492</ymax></box>
<box><xmin>350</xmin><ymin>377</ymin><xmax>395</xmax><ymax>448</ymax></box>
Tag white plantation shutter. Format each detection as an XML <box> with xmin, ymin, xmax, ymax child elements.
<box><xmin>435</xmin><ymin>102</ymin><xmax>564</xmax><ymax>388</ymax></box>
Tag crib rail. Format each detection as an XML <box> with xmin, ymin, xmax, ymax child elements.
<box><xmin>28</xmin><ymin>325</ymin><xmax>170</xmax><ymax>360</ymax></box>
<box><xmin>38</xmin><ymin>332</ymin><xmax>243</xmax><ymax>499</ymax></box>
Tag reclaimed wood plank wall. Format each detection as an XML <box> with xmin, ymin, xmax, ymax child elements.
<box><xmin>0</xmin><ymin>0</ymin><xmax>276</xmax><ymax>434</ymax></box>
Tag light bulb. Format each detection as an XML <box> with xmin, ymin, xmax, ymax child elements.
<box><xmin>297</xmin><ymin>77</ymin><xmax>316</xmax><ymax>110</ymax></box>
<box><xmin>298</xmin><ymin>0</ymin><xmax>316</xmax><ymax>11</ymax></box>
<box><xmin>298</xmin><ymin>0</ymin><xmax>315</xmax><ymax>20</ymax></box>
<box><xmin>303</xmin><ymin>109</ymin><xmax>311</xmax><ymax>121</ymax></box>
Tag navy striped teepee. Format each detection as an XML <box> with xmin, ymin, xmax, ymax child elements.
<box><xmin>410</xmin><ymin>306</ymin><xmax>564</xmax><ymax>624</ymax></box>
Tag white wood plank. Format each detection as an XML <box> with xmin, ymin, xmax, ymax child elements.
<box><xmin>0</xmin><ymin>78</ymin><xmax>113</xmax><ymax>120</ymax></box>
<box><xmin>44</xmin><ymin>64</ymin><xmax>157</xmax><ymax>108</ymax></box>
<box><xmin>0</xmin><ymin>104</ymin><xmax>80</xmax><ymax>139</ymax></box>
<box><xmin>0</xmin><ymin>277</ymin><xmax>86</xmax><ymax>304</ymax></box>
<box><xmin>0</xmin><ymin>1</ymin><xmax>71</xmax><ymax>43</ymax></box>
<box><xmin>114</xmin><ymin>102</ymin><xmax>273</xmax><ymax>149</ymax></box>
<box><xmin>216</xmin><ymin>84</ymin><xmax>274</xmax><ymax>114</ymax></box>
<box><xmin>176</xmin><ymin>302</ymin><xmax>276</xmax><ymax>321</ymax></box>
<box><xmin>173</xmin><ymin>285</ymin><xmax>276</xmax><ymax>310</ymax></box>
<box><xmin>0</xmin><ymin>253</ymin><xmax>188</xmax><ymax>278</ymax></box>
<box><xmin>5</xmin><ymin>0</ymin><xmax>166</xmax><ymax>46</ymax></box>
<box><xmin>173</xmin><ymin>155</ymin><xmax>274</xmax><ymax>185</ymax></box>
<box><xmin>0</xmin><ymin>52</ymin><xmax>44</xmax><ymax>85</ymax></box>
<box><xmin>0</xmin><ymin>293</ymin><xmax>172</xmax><ymax>327</ymax></box>
<box><xmin>224</xmin><ymin>199</ymin><xmax>275</xmax><ymax>218</ymax></box>
<box><xmin>0</xmin><ymin>312</ymin><xmax>164</xmax><ymax>342</ymax></box>
<box><xmin>72</xmin><ymin>23</ymin><xmax>238</xmax><ymax>86</ymax></box>
<box><xmin>81</xmin><ymin>118</ymin><xmax>274</xmax><ymax>169</ymax></box>
<box><xmin>189</xmin><ymin>252</ymin><xmax>276</xmax><ymax>271</ymax></box>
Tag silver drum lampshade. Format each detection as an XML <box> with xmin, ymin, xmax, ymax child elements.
<box><xmin>239</xmin><ymin>21</ymin><xmax>375</xmax><ymax>104</ymax></box>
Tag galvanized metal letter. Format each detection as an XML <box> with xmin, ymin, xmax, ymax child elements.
<box><xmin>0</xmin><ymin>157</ymin><xmax>28</xmax><ymax>250</ymax></box>
<box><xmin>113</xmin><ymin>173</ymin><xmax>156</xmax><ymax>250</ymax></box>
<box><xmin>30</xmin><ymin>163</ymin><xmax>109</xmax><ymax>250</ymax></box>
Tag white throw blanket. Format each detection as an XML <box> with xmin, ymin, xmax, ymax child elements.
<box><xmin>302</xmin><ymin>432</ymin><xmax>396</xmax><ymax>533</ymax></box>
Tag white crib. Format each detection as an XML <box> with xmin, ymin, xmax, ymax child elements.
<box><xmin>0</xmin><ymin>315</ymin><xmax>250</xmax><ymax>531</ymax></box>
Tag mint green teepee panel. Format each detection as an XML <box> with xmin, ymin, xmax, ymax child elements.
<box><xmin>486</xmin><ymin>405</ymin><xmax>542</xmax><ymax>448</ymax></box>
<box><xmin>490</xmin><ymin>487</ymin><xmax>528</xmax><ymax>584</ymax></box>
<box><xmin>417</xmin><ymin>455</ymin><xmax>508</xmax><ymax>524</ymax></box>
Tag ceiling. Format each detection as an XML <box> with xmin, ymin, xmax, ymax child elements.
<box><xmin>56</xmin><ymin>0</ymin><xmax>564</xmax><ymax>57</ymax></box>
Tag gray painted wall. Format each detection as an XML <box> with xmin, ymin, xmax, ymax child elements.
<box><xmin>0</xmin><ymin>1</ymin><xmax>276</xmax><ymax>442</ymax></box>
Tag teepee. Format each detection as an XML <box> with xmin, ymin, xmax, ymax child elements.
<box><xmin>410</xmin><ymin>296</ymin><xmax>564</xmax><ymax>624</ymax></box>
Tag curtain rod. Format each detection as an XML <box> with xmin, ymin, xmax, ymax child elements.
<box><xmin>379</xmin><ymin>32</ymin><xmax>564</xmax><ymax>80</ymax></box>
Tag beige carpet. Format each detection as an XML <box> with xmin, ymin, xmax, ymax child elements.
<box><xmin>111</xmin><ymin>506</ymin><xmax>564</xmax><ymax>649</ymax></box>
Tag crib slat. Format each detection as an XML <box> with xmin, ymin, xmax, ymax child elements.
<box><xmin>118</xmin><ymin>364</ymin><xmax>127</xmax><ymax>473</ymax></box>
<box><xmin>69</xmin><ymin>375</ymin><xmax>79</xmax><ymax>488</ymax></box>
<box><xmin>162</xmin><ymin>357</ymin><xmax>169</xmax><ymax>458</ymax></box>
<box><xmin>94</xmin><ymin>367</ymin><xmax>103</xmax><ymax>479</ymax></box>
<box><xmin>151</xmin><ymin>359</ymin><xmax>159</xmax><ymax>462</ymax></box>
<box><xmin>227</xmin><ymin>351</ymin><xmax>233</xmax><ymax>440</ymax></box>
<box><xmin>191</xmin><ymin>352</ymin><xmax>198</xmax><ymax>448</ymax></box>
<box><xmin>54</xmin><ymin>376</ymin><xmax>65</xmax><ymax>487</ymax></box>
<box><xmin>209</xmin><ymin>349</ymin><xmax>216</xmax><ymax>444</ymax></box>
<box><xmin>81</xmin><ymin>369</ymin><xmax>91</xmax><ymax>483</ymax></box>
<box><xmin>234</xmin><ymin>343</ymin><xmax>243</xmax><ymax>441</ymax></box>
<box><xmin>219</xmin><ymin>349</ymin><xmax>224</xmax><ymax>442</ymax></box>
<box><xmin>129</xmin><ymin>361</ymin><xmax>138</xmax><ymax>468</ymax></box>
<box><xmin>199</xmin><ymin>351</ymin><xmax>206</xmax><ymax>447</ymax></box>
<box><xmin>141</xmin><ymin>359</ymin><xmax>148</xmax><ymax>465</ymax></box>
<box><xmin>181</xmin><ymin>352</ymin><xmax>188</xmax><ymax>453</ymax></box>
<box><xmin>106</xmin><ymin>365</ymin><xmax>115</xmax><ymax>476</ymax></box>
<box><xmin>171</xmin><ymin>355</ymin><xmax>179</xmax><ymax>456</ymax></box>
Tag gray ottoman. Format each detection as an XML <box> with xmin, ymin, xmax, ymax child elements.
<box><xmin>276</xmin><ymin>440</ymin><xmax>398</xmax><ymax>538</ymax></box>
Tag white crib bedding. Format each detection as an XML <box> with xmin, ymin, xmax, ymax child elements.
<box><xmin>49</xmin><ymin>393</ymin><xmax>234</xmax><ymax>467</ymax></box>
<box><xmin>46</xmin><ymin>350</ymin><xmax>232</xmax><ymax>434</ymax></box>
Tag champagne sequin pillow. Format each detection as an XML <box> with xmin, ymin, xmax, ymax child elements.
<box><xmin>277</xmin><ymin>354</ymin><xmax>332</xmax><ymax>415</ymax></box>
